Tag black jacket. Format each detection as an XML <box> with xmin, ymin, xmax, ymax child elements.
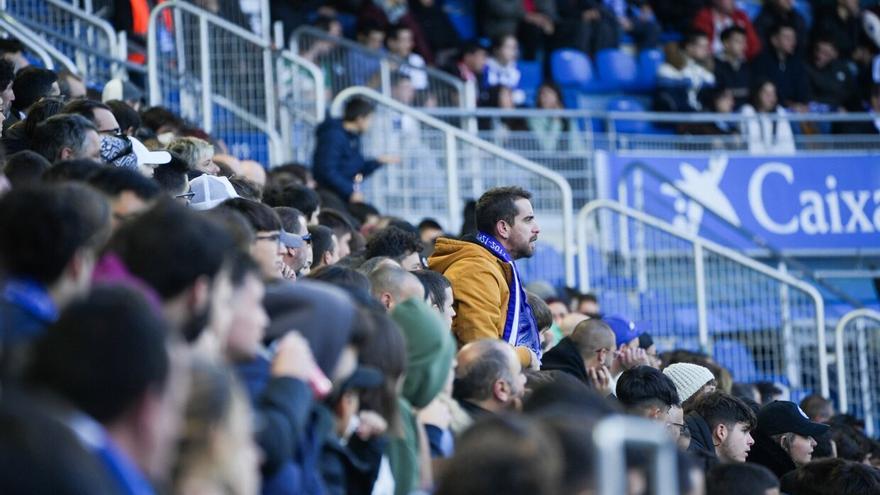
<box><xmin>747</xmin><ymin>430</ymin><xmax>798</xmax><ymax>479</ymax></box>
<box><xmin>540</xmin><ymin>337</ymin><xmax>589</xmax><ymax>384</ymax></box>
<box><xmin>714</xmin><ymin>56</ymin><xmax>752</xmax><ymax>109</ymax></box>
<box><xmin>751</xmin><ymin>50</ymin><xmax>810</xmax><ymax>105</ymax></box>
<box><xmin>685</xmin><ymin>412</ymin><xmax>720</xmax><ymax>472</ymax></box>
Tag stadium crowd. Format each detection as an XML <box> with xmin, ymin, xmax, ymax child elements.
<box><xmin>1</xmin><ymin>50</ymin><xmax>880</xmax><ymax>492</ymax></box>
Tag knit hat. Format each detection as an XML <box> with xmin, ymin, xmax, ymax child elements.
<box><xmin>663</xmin><ymin>362</ymin><xmax>715</xmax><ymax>403</ymax></box>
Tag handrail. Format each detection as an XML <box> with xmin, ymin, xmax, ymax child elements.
<box><xmin>615</xmin><ymin>160</ymin><xmax>864</xmax><ymax>309</ymax></box>
<box><xmin>835</xmin><ymin>308</ymin><xmax>880</xmax><ymax>430</ymax></box>
<box><xmin>278</xmin><ymin>50</ymin><xmax>326</xmax><ymax>122</ymax></box>
<box><xmin>43</xmin><ymin>0</ymin><xmax>121</xmax><ymax>60</ymax></box>
<box><xmin>577</xmin><ymin>199</ymin><xmax>829</xmax><ymax>397</ymax></box>
<box><xmin>593</xmin><ymin>416</ymin><xmax>678</xmax><ymax>495</ymax></box>
<box><xmin>330</xmin><ymin>86</ymin><xmax>576</xmax><ymax>287</ymax></box>
<box><xmin>291</xmin><ymin>26</ymin><xmax>469</xmax><ymax>109</ymax></box>
<box><xmin>0</xmin><ymin>12</ymin><xmax>78</xmax><ymax>73</ymax></box>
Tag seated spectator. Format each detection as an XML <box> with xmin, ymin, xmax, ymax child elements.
<box><xmin>685</xmin><ymin>391</ymin><xmax>757</xmax><ymax>470</ymax></box>
<box><xmin>153</xmin><ymin>151</ymin><xmax>192</xmax><ymax>200</ymax></box>
<box><xmin>740</xmin><ymin>79</ymin><xmax>796</xmax><ymax>154</ymax></box>
<box><xmin>554</xmin><ymin>0</ymin><xmax>619</xmax><ymax>55</ymax></box>
<box><xmin>32</xmin><ymin>114</ymin><xmax>103</xmax><ymax>163</ymax></box>
<box><xmin>25</xmin><ymin>286</ymin><xmax>187</xmax><ymax>495</ymax></box>
<box><xmin>409</xmin><ymin>0</ymin><xmax>462</xmax><ymax>62</ymax></box>
<box><xmin>106</xmin><ymin>99</ymin><xmax>142</xmax><ymax>136</ymax></box>
<box><xmin>87</xmin><ymin>166</ymin><xmax>162</xmax><ymax>229</ymax></box>
<box><xmin>140</xmin><ymin>106</ymin><xmax>185</xmax><ymax>146</ymax></box>
<box><xmin>2</xmin><ymin>150</ymin><xmax>51</xmax><ymax>188</ymax></box>
<box><xmin>168</xmin><ymin>136</ymin><xmax>219</xmax><ymax>176</ymax></box>
<box><xmin>308</xmin><ymin>224</ymin><xmax>341</xmax><ymax>270</ymax></box>
<box><xmin>752</xmin><ymin>23</ymin><xmax>810</xmax><ymax>108</ymax></box>
<box><xmin>0</xmin><ymin>38</ymin><xmax>28</xmax><ymax>72</ymax></box>
<box><xmin>616</xmin><ymin>365</ymin><xmax>681</xmax><ymax>429</ymax></box>
<box><xmin>369</xmin><ymin>265</ymin><xmax>425</xmax><ymax>312</ymax></box>
<box><xmin>707</xmin><ymin>463</ymin><xmax>780</xmax><ymax>495</ymax></box>
<box><xmin>540</xmin><ymin>318</ymin><xmax>615</xmax><ymax>395</ymax></box>
<box><xmin>528</xmin><ymin>83</ymin><xmax>578</xmax><ymax>153</ymax></box>
<box><xmin>0</xmin><ymin>185</ymin><xmax>110</xmax><ymax>373</ymax></box>
<box><xmin>189</xmin><ymin>174</ymin><xmax>240</xmax><ymax>210</ymax></box>
<box><xmin>365</xmin><ymin>226</ymin><xmax>424</xmax><ymax>270</ymax></box>
<box><xmin>482</xmin><ymin>35</ymin><xmax>525</xmax><ymax>106</ymax></box>
<box><xmin>386</xmin><ymin>25</ymin><xmax>429</xmax><ymax>91</ymax></box>
<box><xmin>808</xmin><ymin>36</ymin><xmax>857</xmax><ymax>109</ymax></box>
<box><xmin>444</xmin><ymin>42</ymin><xmax>488</xmax><ymax>87</ymax></box>
<box><xmin>453</xmin><ymin>339</ymin><xmax>526</xmax><ymax>424</ymax></box>
<box><xmin>360</xmin><ymin>0</ymin><xmax>434</xmax><ymax>63</ymax></box>
<box><xmin>173</xmin><ymin>361</ymin><xmax>260</xmax><ymax>495</ymax></box>
<box><xmin>663</xmin><ymin>362</ymin><xmax>718</xmax><ymax>412</ymax></box>
<box><xmin>811</xmin><ymin>0</ymin><xmax>861</xmax><ymax>60</ymax></box>
<box><xmin>264</xmin><ymin>182</ymin><xmax>321</xmax><ymax>224</ymax></box>
<box><xmin>348</xmin><ymin>22</ymin><xmax>386</xmax><ymax>86</ymax></box>
<box><xmin>479</xmin><ymin>85</ymin><xmax>529</xmax><ymax>134</ymax></box>
<box><xmin>800</xmin><ymin>394</ymin><xmax>834</xmax><ymax>424</ymax></box>
<box><xmin>754</xmin><ymin>0</ymin><xmax>808</xmax><ymax>55</ymax></box>
<box><xmin>318</xmin><ymin>209</ymin><xmax>356</xmax><ymax>258</ymax></box>
<box><xmin>693</xmin><ymin>0</ymin><xmax>762</xmax><ymax>59</ymax></box>
<box><xmin>221</xmin><ymin>198</ymin><xmax>287</xmax><ymax>283</ymax></box>
<box><xmin>779</xmin><ymin>457</ymin><xmax>880</xmax><ymax>494</ymax></box>
<box><xmin>412</xmin><ymin>269</ymin><xmax>456</xmax><ymax>327</ymax></box>
<box><xmin>608</xmin><ymin>0</ymin><xmax>661</xmax><ymax>51</ymax></box>
<box><xmin>604</xmin><ymin>315</ymin><xmax>650</xmax><ymax>378</ymax></box>
<box><xmin>714</xmin><ymin>26</ymin><xmax>752</xmax><ymax>108</ymax></box>
<box><xmin>7</xmin><ymin>67</ymin><xmax>59</xmax><ymax>128</ymax></box>
<box><xmin>275</xmin><ymin>206</ymin><xmax>312</xmax><ymax>278</ymax></box>
<box><xmin>836</xmin><ymin>84</ymin><xmax>880</xmax><ymax>134</ymax></box>
<box><xmin>3</xmin><ymin>97</ymin><xmax>65</xmax><ymax>156</ymax></box>
<box><xmin>655</xmin><ymin>31</ymin><xmax>716</xmax><ymax>112</ymax></box>
<box><xmin>417</xmin><ymin>218</ymin><xmax>444</xmax><ymax>246</ymax></box>
<box><xmin>748</xmin><ymin>401</ymin><xmax>830</xmax><ymax>479</ymax></box>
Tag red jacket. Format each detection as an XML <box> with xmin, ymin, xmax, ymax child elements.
<box><xmin>692</xmin><ymin>7</ymin><xmax>762</xmax><ymax>60</ymax></box>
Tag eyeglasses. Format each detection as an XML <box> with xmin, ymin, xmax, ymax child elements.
<box><xmin>256</xmin><ymin>233</ymin><xmax>282</xmax><ymax>248</ymax></box>
<box><xmin>668</xmin><ymin>422</ymin><xmax>690</xmax><ymax>437</ymax></box>
<box><xmin>175</xmin><ymin>191</ymin><xmax>196</xmax><ymax>204</ymax></box>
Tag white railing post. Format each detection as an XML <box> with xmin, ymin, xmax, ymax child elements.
<box><xmin>694</xmin><ymin>243</ymin><xmax>709</xmax><ymax>353</ymax></box>
<box><xmin>835</xmin><ymin>309</ymin><xmax>880</xmax><ymax>422</ymax></box>
<box><xmin>778</xmin><ymin>262</ymin><xmax>798</xmax><ymax>387</ymax></box>
<box><xmin>445</xmin><ymin>132</ymin><xmax>461</xmax><ymax>235</ymax></box>
<box><xmin>594</xmin><ymin>416</ymin><xmax>678</xmax><ymax>495</ymax></box>
<box><xmin>198</xmin><ymin>15</ymin><xmax>212</xmax><ymax>134</ymax></box>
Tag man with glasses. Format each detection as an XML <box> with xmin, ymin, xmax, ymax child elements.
<box><xmin>220</xmin><ymin>199</ymin><xmax>287</xmax><ymax>282</ymax></box>
<box><xmin>61</xmin><ymin>99</ymin><xmax>122</xmax><ymax>137</ymax></box>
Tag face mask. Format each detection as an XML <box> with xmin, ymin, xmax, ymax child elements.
<box><xmin>100</xmin><ymin>135</ymin><xmax>138</xmax><ymax>169</ymax></box>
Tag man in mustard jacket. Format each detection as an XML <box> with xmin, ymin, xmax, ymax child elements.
<box><xmin>429</xmin><ymin>186</ymin><xmax>542</xmax><ymax>368</ymax></box>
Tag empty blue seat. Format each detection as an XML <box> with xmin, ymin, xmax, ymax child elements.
<box><xmin>551</xmin><ymin>49</ymin><xmax>594</xmax><ymax>87</ymax></box>
<box><xmin>635</xmin><ymin>49</ymin><xmax>664</xmax><ymax>91</ymax></box>
<box><xmin>517</xmin><ymin>60</ymin><xmax>543</xmax><ymax>106</ymax></box>
<box><xmin>606</xmin><ymin>97</ymin><xmax>650</xmax><ymax>133</ymax></box>
<box><xmin>444</xmin><ymin>0</ymin><xmax>477</xmax><ymax>40</ymax></box>
<box><xmin>713</xmin><ymin>339</ymin><xmax>759</xmax><ymax>382</ymax></box>
<box><xmin>595</xmin><ymin>48</ymin><xmax>638</xmax><ymax>88</ymax></box>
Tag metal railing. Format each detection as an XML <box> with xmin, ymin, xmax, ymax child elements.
<box><xmin>593</xmin><ymin>416</ymin><xmax>678</xmax><ymax>495</ymax></box>
<box><xmin>290</xmin><ymin>26</ymin><xmax>474</xmax><ymax>110</ymax></box>
<box><xmin>3</xmin><ymin>0</ymin><xmax>138</xmax><ymax>85</ymax></box>
<box><xmin>578</xmin><ymin>199</ymin><xmax>828</xmax><ymax>398</ymax></box>
<box><xmin>835</xmin><ymin>309</ymin><xmax>880</xmax><ymax>436</ymax></box>
<box><xmin>148</xmin><ymin>0</ymin><xmax>283</xmax><ymax>165</ymax></box>
<box><xmin>0</xmin><ymin>10</ymin><xmax>78</xmax><ymax>73</ymax></box>
<box><xmin>330</xmin><ymin>87</ymin><xmax>575</xmax><ymax>287</ymax></box>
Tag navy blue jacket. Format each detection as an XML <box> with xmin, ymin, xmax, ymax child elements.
<box><xmin>312</xmin><ymin>118</ymin><xmax>382</xmax><ymax>201</ymax></box>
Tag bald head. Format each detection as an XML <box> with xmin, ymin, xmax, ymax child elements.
<box><xmin>454</xmin><ymin>339</ymin><xmax>523</xmax><ymax>410</ymax></box>
<box><xmin>569</xmin><ymin>319</ymin><xmax>616</xmax><ymax>368</ymax></box>
<box><xmin>457</xmin><ymin>339</ymin><xmax>514</xmax><ymax>372</ymax></box>
<box><xmin>560</xmin><ymin>312</ymin><xmax>589</xmax><ymax>337</ymax></box>
<box><xmin>369</xmin><ymin>265</ymin><xmax>425</xmax><ymax>311</ymax></box>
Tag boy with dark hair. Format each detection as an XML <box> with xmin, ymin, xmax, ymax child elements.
<box><xmin>686</xmin><ymin>391</ymin><xmax>757</xmax><ymax>469</ymax></box>
<box><xmin>9</xmin><ymin>67</ymin><xmax>59</xmax><ymax>125</ymax></box>
<box><xmin>308</xmin><ymin>224</ymin><xmax>340</xmax><ymax>270</ymax></box>
<box><xmin>61</xmin><ymin>98</ymin><xmax>121</xmax><ymax>135</ymax></box>
<box><xmin>364</xmin><ymin>226</ymin><xmax>424</xmax><ymax>271</ymax></box>
<box><xmin>312</xmin><ymin>96</ymin><xmax>399</xmax><ymax>205</ymax></box>
<box><xmin>616</xmin><ymin>365</ymin><xmax>681</xmax><ymax>423</ymax></box>
<box><xmin>106</xmin><ymin>99</ymin><xmax>142</xmax><ymax>136</ymax></box>
<box><xmin>87</xmin><ymin>166</ymin><xmax>162</xmax><ymax>229</ymax></box>
<box><xmin>2</xmin><ymin>150</ymin><xmax>51</xmax><ymax>188</ymax></box>
<box><xmin>412</xmin><ymin>269</ymin><xmax>455</xmax><ymax>327</ymax></box>
<box><xmin>220</xmin><ymin>198</ymin><xmax>286</xmax><ymax>282</ymax></box>
<box><xmin>707</xmin><ymin>463</ymin><xmax>779</xmax><ymax>495</ymax></box>
<box><xmin>714</xmin><ymin>25</ymin><xmax>752</xmax><ymax>108</ymax></box>
<box><xmin>318</xmin><ymin>208</ymin><xmax>355</xmax><ymax>258</ymax></box>
<box><xmin>430</xmin><ymin>186</ymin><xmax>542</xmax><ymax>368</ymax></box>
<box><xmin>262</xmin><ymin>182</ymin><xmax>321</xmax><ymax>224</ymax></box>
<box><xmin>153</xmin><ymin>151</ymin><xmax>190</xmax><ymax>199</ymax></box>
<box><xmin>780</xmin><ymin>457</ymin><xmax>880</xmax><ymax>495</ymax></box>
<box><xmin>0</xmin><ymin>184</ymin><xmax>110</xmax><ymax>358</ymax></box>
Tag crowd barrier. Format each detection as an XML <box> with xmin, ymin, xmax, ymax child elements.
<box><xmin>836</xmin><ymin>309</ymin><xmax>880</xmax><ymax>436</ymax></box>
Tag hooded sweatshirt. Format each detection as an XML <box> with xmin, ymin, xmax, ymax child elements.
<box><xmin>429</xmin><ymin>236</ymin><xmax>535</xmax><ymax>367</ymax></box>
<box><xmin>540</xmin><ymin>337</ymin><xmax>589</xmax><ymax>384</ymax></box>
<box><xmin>685</xmin><ymin>412</ymin><xmax>720</xmax><ymax>472</ymax></box>
<box><xmin>747</xmin><ymin>429</ymin><xmax>797</xmax><ymax>479</ymax></box>
<box><xmin>388</xmin><ymin>299</ymin><xmax>456</xmax><ymax>495</ymax></box>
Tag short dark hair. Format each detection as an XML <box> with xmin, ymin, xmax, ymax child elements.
<box><xmin>56</xmin><ymin>69</ymin><xmax>83</xmax><ymax>98</ymax></box>
<box><xmin>42</xmin><ymin>159</ymin><xmax>105</xmax><ymax>183</ymax></box>
<box><xmin>342</xmin><ymin>97</ymin><xmax>375</xmax><ymax>122</ymax></box>
<box><xmin>3</xmin><ymin>150</ymin><xmax>51</xmax><ymax>188</ymax></box>
<box><xmin>203</xmin><ymin>207</ymin><xmax>255</xmax><ymax>251</ymax></box>
<box><xmin>22</xmin><ymin>97</ymin><xmax>66</xmax><ymax>139</ymax></box>
<box><xmin>616</xmin><ymin>365</ymin><xmax>681</xmax><ymax>411</ymax></box>
<box><xmin>153</xmin><ymin>151</ymin><xmax>189</xmax><ymax>195</ymax></box>
<box><xmin>27</xmin><ymin>286</ymin><xmax>170</xmax><ymax>423</ymax></box>
<box><xmin>221</xmin><ymin>198</ymin><xmax>281</xmax><ymax>232</ymax></box>
<box><xmin>88</xmin><ymin>166</ymin><xmax>161</xmax><ymax>200</ymax></box>
<box><xmin>61</xmin><ymin>99</ymin><xmax>113</xmax><ymax>125</ymax></box>
<box><xmin>226</xmin><ymin>249</ymin><xmax>260</xmax><ymax>288</ymax></box>
<box><xmin>691</xmin><ymin>391</ymin><xmax>757</xmax><ymax>431</ymax></box>
<box><xmin>107</xmin><ymin>199</ymin><xmax>234</xmax><ymax>300</ymax></box>
<box><xmin>418</xmin><ymin>218</ymin><xmax>443</xmax><ymax>232</ymax></box>
<box><xmin>0</xmin><ymin>184</ymin><xmax>110</xmax><ymax>285</ymax></box>
<box><xmin>779</xmin><ymin>458</ymin><xmax>880</xmax><ymax>495</ymax></box>
<box><xmin>309</xmin><ymin>224</ymin><xmax>335</xmax><ymax>266</ymax></box>
<box><xmin>228</xmin><ymin>177</ymin><xmax>262</xmax><ymax>201</ymax></box>
<box><xmin>475</xmin><ymin>186</ymin><xmax>532</xmax><ymax>234</ymax></box>
<box><xmin>139</xmin><ymin>106</ymin><xmax>183</xmax><ymax>133</ymax></box>
<box><xmin>105</xmin><ymin>100</ymin><xmax>141</xmax><ymax>131</ymax></box>
<box><xmin>0</xmin><ymin>59</ymin><xmax>14</xmax><ymax>92</ymax></box>
<box><xmin>453</xmin><ymin>344</ymin><xmax>514</xmax><ymax>402</ymax></box>
<box><xmin>683</xmin><ymin>29</ymin><xmax>709</xmax><ymax>48</ymax></box>
<box><xmin>769</xmin><ymin>21</ymin><xmax>796</xmax><ymax>39</ymax></box>
<box><xmin>262</xmin><ymin>183</ymin><xmax>320</xmax><ymax>219</ymax></box>
<box><xmin>348</xmin><ymin>202</ymin><xmax>380</xmax><ymax>226</ymax></box>
<box><xmin>707</xmin><ymin>463</ymin><xmax>778</xmax><ymax>495</ymax></box>
<box><xmin>274</xmin><ymin>206</ymin><xmax>305</xmax><ymax>234</ymax></box>
<box><xmin>32</xmin><ymin>114</ymin><xmax>97</xmax><ymax>163</ymax></box>
<box><xmin>386</xmin><ymin>24</ymin><xmax>411</xmax><ymax>42</ymax></box>
<box><xmin>11</xmin><ymin>67</ymin><xmax>58</xmax><ymax>113</ymax></box>
<box><xmin>365</xmin><ymin>226</ymin><xmax>422</xmax><ymax>261</ymax></box>
<box><xmin>308</xmin><ymin>265</ymin><xmax>371</xmax><ymax>293</ymax></box>
<box><xmin>318</xmin><ymin>208</ymin><xmax>355</xmax><ymax>238</ymax></box>
<box><xmin>459</xmin><ymin>42</ymin><xmax>487</xmax><ymax>59</ymax></box>
<box><xmin>800</xmin><ymin>394</ymin><xmax>833</xmax><ymax>421</ymax></box>
<box><xmin>412</xmin><ymin>270</ymin><xmax>451</xmax><ymax>309</ymax></box>
<box><xmin>720</xmin><ymin>25</ymin><xmax>747</xmax><ymax>42</ymax></box>
<box><xmin>527</xmin><ymin>292</ymin><xmax>552</xmax><ymax>330</ymax></box>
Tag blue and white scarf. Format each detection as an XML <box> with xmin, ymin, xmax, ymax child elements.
<box><xmin>475</xmin><ymin>231</ymin><xmax>542</xmax><ymax>361</ymax></box>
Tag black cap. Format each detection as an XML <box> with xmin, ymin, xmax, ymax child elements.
<box><xmin>757</xmin><ymin>400</ymin><xmax>830</xmax><ymax>438</ymax></box>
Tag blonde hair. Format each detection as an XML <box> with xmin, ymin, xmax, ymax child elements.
<box><xmin>167</xmin><ymin>137</ymin><xmax>214</xmax><ymax>171</ymax></box>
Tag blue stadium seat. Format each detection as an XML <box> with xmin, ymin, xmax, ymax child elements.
<box><xmin>713</xmin><ymin>339</ymin><xmax>760</xmax><ymax>382</ymax></box>
<box><xmin>595</xmin><ymin>48</ymin><xmax>638</xmax><ymax>89</ymax></box>
<box><xmin>634</xmin><ymin>49</ymin><xmax>664</xmax><ymax>92</ymax></box>
<box><xmin>444</xmin><ymin>0</ymin><xmax>477</xmax><ymax>41</ymax></box>
<box><xmin>551</xmin><ymin>49</ymin><xmax>596</xmax><ymax>107</ymax></box>
<box><xmin>517</xmin><ymin>60</ymin><xmax>543</xmax><ymax>107</ymax></box>
<box><xmin>795</xmin><ymin>0</ymin><xmax>813</xmax><ymax>27</ymax></box>
<box><xmin>606</xmin><ymin>97</ymin><xmax>651</xmax><ymax>133</ymax></box>
<box><xmin>738</xmin><ymin>0</ymin><xmax>762</xmax><ymax>20</ymax></box>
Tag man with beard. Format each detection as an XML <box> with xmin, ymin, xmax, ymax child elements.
<box><xmin>453</xmin><ymin>339</ymin><xmax>527</xmax><ymax>424</ymax></box>
<box><xmin>105</xmin><ymin>199</ymin><xmax>234</xmax><ymax>344</ymax></box>
<box><xmin>430</xmin><ymin>186</ymin><xmax>542</xmax><ymax>369</ymax></box>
